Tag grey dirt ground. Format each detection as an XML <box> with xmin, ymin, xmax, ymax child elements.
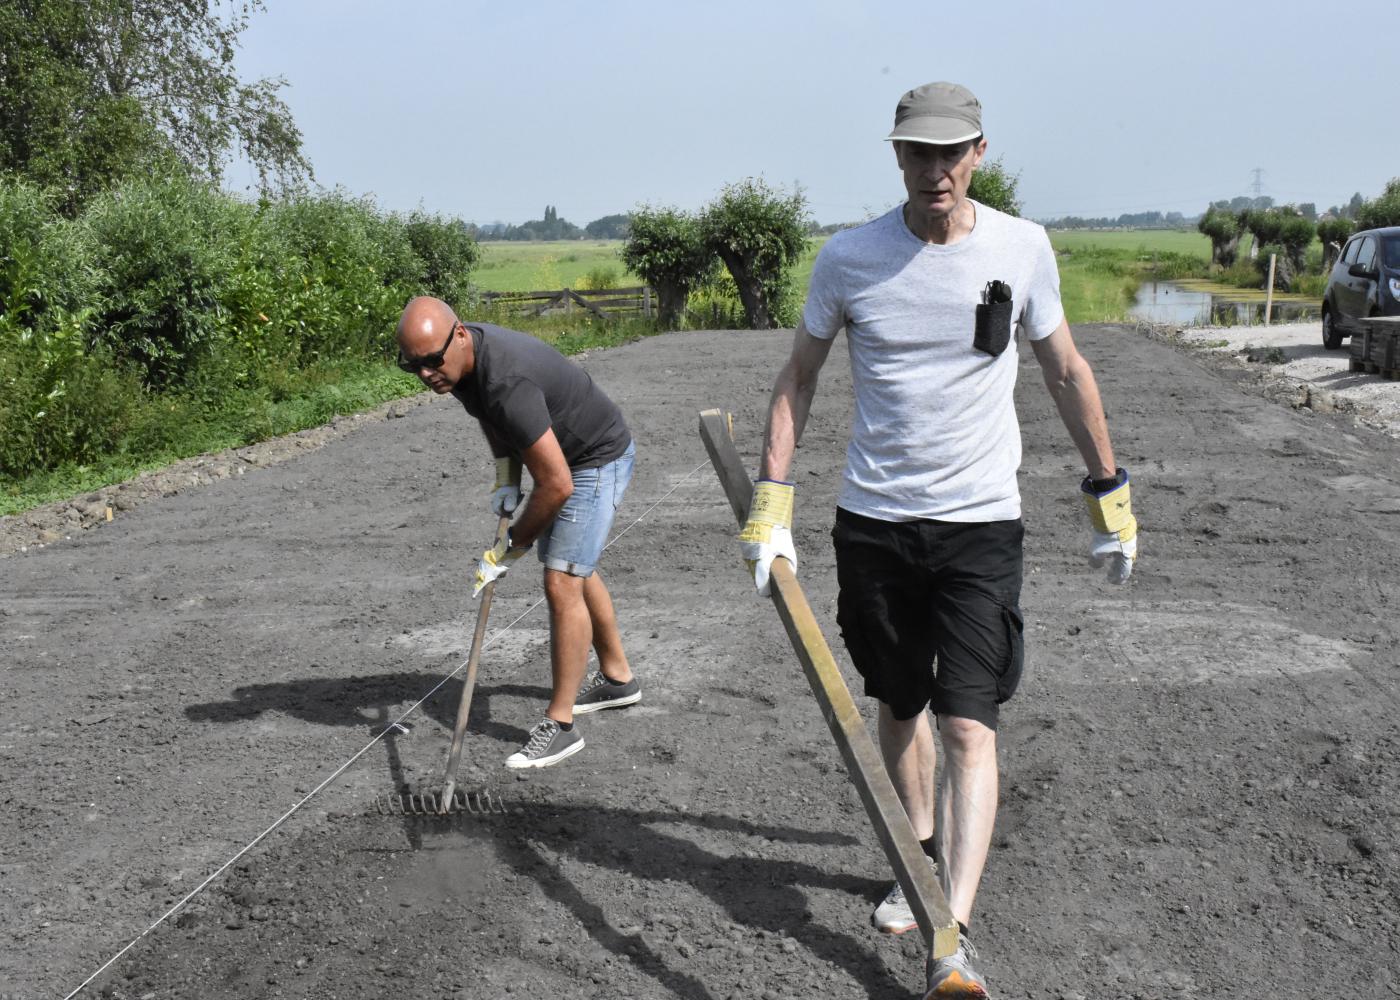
<box><xmin>3</xmin><ymin>324</ymin><xmax>1399</xmax><ymax>1000</ymax></box>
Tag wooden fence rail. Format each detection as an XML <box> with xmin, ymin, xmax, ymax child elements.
<box><xmin>478</xmin><ymin>286</ymin><xmax>654</xmax><ymax>320</ymax></box>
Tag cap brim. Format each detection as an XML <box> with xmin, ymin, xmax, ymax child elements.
<box><xmin>884</xmin><ymin>118</ymin><xmax>981</xmax><ymax>145</ymax></box>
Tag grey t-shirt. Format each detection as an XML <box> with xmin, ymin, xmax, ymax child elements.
<box><xmin>451</xmin><ymin>323</ymin><xmax>631</xmax><ymax>468</ymax></box>
<box><xmin>803</xmin><ymin>202</ymin><xmax>1064</xmax><ymax>522</ymax></box>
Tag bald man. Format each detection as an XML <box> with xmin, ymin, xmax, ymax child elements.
<box><xmin>396</xmin><ymin>296</ymin><xmax>641</xmax><ymax>768</ymax></box>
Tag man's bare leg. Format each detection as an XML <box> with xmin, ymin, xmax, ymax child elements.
<box><xmin>582</xmin><ymin>569</ymin><xmax>632</xmax><ymax>684</ymax></box>
<box><xmin>877</xmin><ymin>703</ymin><xmax>937</xmax><ymax>840</ymax></box>
<box><xmin>935</xmin><ymin>714</ymin><xmax>998</xmax><ymax>926</ymax></box>
<box><xmin>543</xmin><ymin>569</ymin><xmax>592</xmax><ymax>724</ymax></box>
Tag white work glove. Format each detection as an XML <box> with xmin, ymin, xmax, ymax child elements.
<box><xmin>1081</xmin><ymin>469</ymin><xmax>1137</xmax><ymax>585</ymax></box>
<box><xmin>472</xmin><ymin>531</ymin><xmax>531</xmax><ymax>597</ymax></box>
<box><xmin>738</xmin><ymin>480</ymin><xmax>797</xmax><ymax>597</ymax></box>
<box><xmin>490</xmin><ymin>456</ymin><xmax>523</xmax><ymax>517</ymax></box>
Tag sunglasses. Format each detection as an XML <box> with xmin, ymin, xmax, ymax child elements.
<box><xmin>397</xmin><ymin>322</ymin><xmax>458</xmax><ymax>373</ymax></box>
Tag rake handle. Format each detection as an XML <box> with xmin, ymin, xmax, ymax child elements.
<box><xmin>438</xmin><ymin>514</ymin><xmax>511</xmax><ymax>811</ymax></box>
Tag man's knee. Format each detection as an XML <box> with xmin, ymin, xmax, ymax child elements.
<box><xmin>937</xmin><ymin>714</ymin><xmax>996</xmax><ymax>756</ymax></box>
<box><xmin>543</xmin><ymin>568</ymin><xmax>586</xmax><ymax>607</ymax></box>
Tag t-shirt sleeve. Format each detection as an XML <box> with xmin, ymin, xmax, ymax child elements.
<box><xmin>488</xmin><ymin>378</ymin><xmax>553</xmax><ymax>454</ymax></box>
<box><xmin>1019</xmin><ymin>226</ymin><xmax>1065</xmax><ymax>340</ymax></box>
<box><xmin>801</xmin><ymin>241</ymin><xmax>846</xmax><ymax>340</ymax></box>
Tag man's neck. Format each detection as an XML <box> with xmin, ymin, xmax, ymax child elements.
<box><xmin>903</xmin><ymin>198</ymin><xmax>976</xmax><ymax>246</ymax></box>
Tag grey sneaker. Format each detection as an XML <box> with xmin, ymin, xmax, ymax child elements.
<box><xmin>573</xmin><ymin>669</ymin><xmax>641</xmax><ymax>714</ymax></box>
<box><xmin>923</xmin><ymin>932</ymin><xmax>991</xmax><ymax>999</ymax></box>
<box><xmin>872</xmin><ymin>855</ymin><xmax>939</xmax><ymax>934</ymax></box>
<box><xmin>505</xmin><ymin>718</ymin><xmax>584</xmax><ymax>769</ymax></box>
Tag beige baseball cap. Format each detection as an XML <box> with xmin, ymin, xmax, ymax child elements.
<box><xmin>884</xmin><ymin>82</ymin><xmax>982</xmax><ymax>145</ymax></box>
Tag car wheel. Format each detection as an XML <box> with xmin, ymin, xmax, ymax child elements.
<box><xmin>1322</xmin><ymin>307</ymin><xmax>1343</xmax><ymax>350</ymax></box>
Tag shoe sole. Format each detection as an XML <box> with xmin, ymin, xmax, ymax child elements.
<box><xmin>923</xmin><ymin>978</ymin><xmax>989</xmax><ymax>999</ymax></box>
<box><xmin>572</xmin><ymin>690</ymin><xmax>642</xmax><ymax>715</ymax></box>
<box><xmin>504</xmin><ymin>737</ymin><xmax>586</xmax><ymax>769</ymax></box>
<box><xmin>873</xmin><ymin>917</ymin><xmax>918</xmax><ymax>935</ymax></box>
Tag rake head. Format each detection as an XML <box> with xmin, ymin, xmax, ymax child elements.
<box><xmin>374</xmin><ymin>788</ymin><xmax>506</xmax><ymax>817</ymax></box>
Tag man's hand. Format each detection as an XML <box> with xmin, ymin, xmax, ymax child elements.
<box><xmin>473</xmin><ymin>531</ymin><xmax>530</xmax><ymax>597</ymax></box>
<box><xmin>491</xmin><ymin>456</ymin><xmax>523</xmax><ymax>517</ymax></box>
<box><xmin>738</xmin><ymin>480</ymin><xmax>797</xmax><ymax>597</ymax></box>
<box><xmin>1081</xmin><ymin>469</ymin><xmax>1137</xmax><ymax>584</ymax></box>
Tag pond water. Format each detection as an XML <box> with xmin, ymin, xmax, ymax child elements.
<box><xmin>1129</xmin><ymin>280</ymin><xmax>1320</xmax><ymax>326</ymax></box>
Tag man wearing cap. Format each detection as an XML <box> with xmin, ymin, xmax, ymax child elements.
<box><xmin>738</xmin><ymin>83</ymin><xmax>1137</xmax><ymax>998</ymax></box>
<box><xmin>396</xmin><ymin>296</ymin><xmax>642</xmax><ymax>770</ymax></box>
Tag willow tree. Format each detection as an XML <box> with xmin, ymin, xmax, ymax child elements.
<box><xmin>700</xmin><ymin>179</ymin><xmax>809</xmax><ymax>330</ymax></box>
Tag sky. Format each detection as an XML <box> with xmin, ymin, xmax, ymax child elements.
<box><xmin>226</xmin><ymin>0</ymin><xmax>1394</xmax><ymax>227</ymax></box>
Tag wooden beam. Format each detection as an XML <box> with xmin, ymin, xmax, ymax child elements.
<box><xmin>697</xmin><ymin>408</ymin><xmax>960</xmax><ymax>959</ymax></box>
<box><xmin>565</xmin><ymin>288</ymin><xmax>610</xmax><ymax>321</ymax></box>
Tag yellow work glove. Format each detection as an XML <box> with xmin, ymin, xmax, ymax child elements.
<box><xmin>738</xmin><ymin>480</ymin><xmax>797</xmax><ymax>597</ymax></box>
<box><xmin>472</xmin><ymin>530</ymin><xmax>530</xmax><ymax>597</ymax></box>
<box><xmin>490</xmin><ymin>456</ymin><xmax>523</xmax><ymax>517</ymax></box>
<box><xmin>1081</xmin><ymin>469</ymin><xmax>1137</xmax><ymax>585</ymax></box>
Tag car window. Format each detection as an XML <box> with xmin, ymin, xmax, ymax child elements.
<box><xmin>1384</xmin><ymin>237</ymin><xmax>1400</xmax><ymax>269</ymax></box>
<box><xmin>1356</xmin><ymin>237</ymin><xmax>1377</xmax><ymax>270</ymax></box>
<box><xmin>1342</xmin><ymin>238</ymin><xmax>1361</xmax><ymax>264</ymax></box>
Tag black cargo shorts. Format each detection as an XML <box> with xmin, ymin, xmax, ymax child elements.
<box><xmin>832</xmin><ymin>508</ymin><xmax>1025</xmax><ymax>729</ymax></box>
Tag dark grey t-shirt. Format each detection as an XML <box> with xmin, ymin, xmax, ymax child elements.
<box><xmin>450</xmin><ymin>323</ymin><xmax>631</xmax><ymax>469</ymax></box>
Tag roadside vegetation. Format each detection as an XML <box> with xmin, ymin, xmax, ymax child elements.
<box><xmin>6</xmin><ymin>4</ymin><xmax>1398</xmax><ymax>516</ymax></box>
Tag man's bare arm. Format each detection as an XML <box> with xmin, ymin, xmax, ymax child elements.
<box><xmin>509</xmin><ymin>427</ymin><xmax>573</xmax><ymax>547</ymax></box>
<box><xmin>1030</xmin><ymin>320</ymin><xmax>1117</xmax><ymax>479</ymax></box>
<box><xmin>759</xmin><ymin>323</ymin><xmax>837</xmax><ymax>481</ymax></box>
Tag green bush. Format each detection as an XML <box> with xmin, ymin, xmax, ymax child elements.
<box><xmin>404</xmin><ymin>211</ymin><xmax>480</xmax><ymax>309</ymax></box>
<box><xmin>257</xmin><ymin>190</ymin><xmax>417</xmax><ymax>363</ymax></box>
<box><xmin>81</xmin><ymin>174</ymin><xmax>255</xmax><ymax>388</ymax></box>
<box><xmin>1</xmin><ymin>174</ymin><xmax>484</xmax><ymax>490</ymax></box>
<box><xmin>577</xmin><ymin>265</ymin><xmax>620</xmax><ymax>291</ymax></box>
<box><xmin>968</xmin><ymin>158</ymin><xmax>1021</xmax><ymax>216</ymax></box>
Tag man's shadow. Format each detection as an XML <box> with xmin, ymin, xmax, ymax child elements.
<box><xmin>186</xmin><ymin>671</ymin><xmax>548</xmax><ymax>807</ymax></box>
<box><xmin>411</xmin><ymin>800</ymin><xmax>911</xmax><ymax>1000</ymax></box>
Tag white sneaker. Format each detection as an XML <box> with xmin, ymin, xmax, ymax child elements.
<box><xmin>871</xmin><ymin>855</ymin><xmax>939</xmax><ymax>934</ymax></box>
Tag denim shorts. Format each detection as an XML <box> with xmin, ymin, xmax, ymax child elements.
<box><xmin>536</xmin><ymin>441</ymin><xmax>635</xmax><ymax>577</ymax></box>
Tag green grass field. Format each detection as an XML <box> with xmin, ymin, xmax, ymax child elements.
<box><xmin>473</xmin><ymin>241</ymin><xmax>640</xmax><ymax>291</ymax></box>
<box><xmin>472</xmin><ymin>238</ymin><xmax>830</xmax><ymax>297</ymax></box>
<box><xmin>1047</xmin><ymin>229</ymin><xmax>1212</xmax><ymax>256</ymax></box>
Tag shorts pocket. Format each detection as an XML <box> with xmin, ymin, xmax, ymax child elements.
<box><xmin>973</xmin><ymin>299</ymin><xmax>1014</xmax><ymax>357</ymax></box>
<box><xmin>995</xmin><ymin>603</ymin><xmax>1024</xmax><ymax>703</ymax></box>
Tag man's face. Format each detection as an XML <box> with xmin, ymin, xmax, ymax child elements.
<box><xmin>894</xmin><ymin>138</ymin><xmax>987</xmax><ymax>218</ymax></box>
<box><xmin>397</xmin><ymin>320</ymin><xmax>464</xmax><ymax>393</ymax></box>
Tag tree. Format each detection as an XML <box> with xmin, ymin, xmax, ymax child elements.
<box><xmin>619</xmin><ymin>207</ymin><xmax>715</xmax><ymax>328</ymax></box>
<box><xmin>700</xmin><ymin>178</ymin><xmax>809</xmax><ymax>330</ymax></box>
<box><xmin>0</xmin><ymin>0</ymin><xmax>309</xmax><ymax>211</ymax></box>
<box><xmin>1198</xmin><ymin>206</ymin><xmax>1241</xmax><ymax>267</ymax></box>
<box><xmin>1356</xmin><ymin>178</ymin><xmax>1400</xmax><ymax>230</ymax></box>
<box><xmin>1243</xmin><ymin>207</ymin><xmax>1315</xmax><ymax>290</ymax></box>
<box><xmin>967</xmin><ymin>157</ymin><xmax>1020</xmax><ymax>216</ymax></box>
<box><xmin>1316</xmin><ymin>217</ymin><xmax>1355</xmax><ymax>271</ymax></box>
<box><xmin>585</xmin><ymin>213</ymin><xmax>631</xmax><ymax>239</ymax></box>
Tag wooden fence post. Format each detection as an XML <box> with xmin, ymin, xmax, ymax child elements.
<box><xmin>1264</xmin><ymin>253</ymin><xmax>1276</xmax><ymax>326</ymax></box>
<box><xmin>643</xmin><ymin>286</ymin><xmax>653</xmax><ymax>319</ymax></box>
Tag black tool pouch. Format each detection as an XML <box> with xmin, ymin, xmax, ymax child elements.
<box><xmin>973</xmin><ymin>298</ymin><xmax>1013</xmax><ymax>357</ymax></box>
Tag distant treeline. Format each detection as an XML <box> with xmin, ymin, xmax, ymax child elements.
<box><xmin>472</xmin><ymin>207</ymin><xmax>631</xmax><ymax>241</ymax></box>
